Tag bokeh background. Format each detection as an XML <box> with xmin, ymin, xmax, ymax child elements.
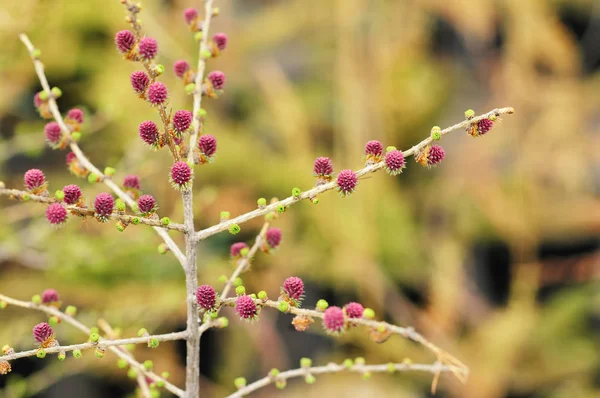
<box><xmin>1</xmin><ymin>0</ymin><xmax>599</xmax><ymax>397</ymax></box>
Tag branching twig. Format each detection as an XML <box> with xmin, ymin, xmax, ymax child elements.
<box><xmin>0</xmin><ymin>188</ymin><xmax>187</xmax><ymax>233</ymax></box>
<box><xmin>226</xmin><ymin>360</ymin><xmax>460</xmax><ymax>398</ymax></box>
<box><xmin>19</xmin><ymin>33</ymin><xmax>187</xmax><ymax>268</ymax></box>
<box><xmin>194</xmin><ymin>107</ymin><xmax>515</xmax><ymax>242</ymax></box>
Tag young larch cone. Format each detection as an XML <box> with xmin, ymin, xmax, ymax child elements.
<box><xmin>137</xmin><ymin>195</ymin><xmax>157</xmax><ymax>215</ymax></box>
<box><xmin>477</xmin><ymin>118</ymin><xmax>494</xmax><ymax>135</ymax></box>
<box><xmin>24</xmin><ymin>169</ymin><xmax>47</xmax><ymax>193</ymax></box>
<box><xmin>123</xmin><ymin>175</ymin><xmax>141</xmax><ymax>191</ymax></box>
<box><xmin>266</xmin><ymin>227</ymin><xmax>282</xmax><ymax>250</ymax></box>
<box><xmin>66</xmin><ymin>152</ymin><xmax>88</xmax><ymax>178</ymax></box>
<box><xmin>46</xmin><ymin>203</ymin><xmax>67</xmax><ymax>225</ymax></box>
<box><xmin>196</xmin><ymin>285</ymin><xmax>217</xmax><ymax>311</ymax></box>
<box><xmin>384</xmin><ymin>149</ymin><xmax>405</xmax><ymax>176</ymax></box>
<box><xmin>66</xmin><ymin>108</ymin><xmax>84</xmax><ymax>124</ymax></box>
<box><xmin>365</xmin><ymin>140</ymin><xmax>384</xmax><ymax>163</ymax></box>
<box><xmin>62</xmin><ymin>184</ymin><xmax>82</xmax><ymax>205</ymax></box>
<box><xmin>170</xmin><ymin>161</ymin><xmax>193</xmax><ymax>190</ymax></box>
<box><xmin>94</xmin><ymin>192</ymin><xmax>114</xmax><ymax>222</ymax></box>
<box><xmin>198</xmin><ymin>134</ymin><xmax>217</xmax><ymax>162</ymax></box>
<box><xmin>174</xmin><ymin>60</ymin><xmax>190</xmax><ymax>79</ymax></box>
<box><xmin>207</xmin><ymin>71</ymin><xmax>226</xmax><ymax>90</ymax></box>
<box><xmin>230</xmin><ymin>242</ymin><xmax>248</xmax><ymax>258</ymax></box>
<box><xmin>213</xmin><ymin>33</ymin><xmax>228</xmax><ymax>51</ymax></box>
<box><xmin>147</xmin><ymin>82</ymin><xmax>168</xmax><ymax>106</ymax></box>
<box><xmin>336</xmin><ymin>169</ymin><xmax>357</xmax><ymax>197</ymax></box>
<box><xmin>235</xmin><ymin>295</ymin><xmax>258</xmax><ymax>320</ymax></box>
<box><xmin>173</xmin><ymin>110</ymin><xmax>193</xmax><ymax>134</ymax></box>
<box><xmin>427</xmin><ymin>145</ymin><xmax>445</xmax><ymax>166</ymax></box>
<box><xmin>115</xmin><ymin>30</ymin><xmax>136</xmax><ymax>54</ymax></box>
<box><xmin>344</xmin><ymin>302</ymin><xmax>364</xmax><ymax>319</ymax></box>
<box><xmin>41</xmin><ymin>289</ymin><xmax>60</xmax><ymax>305</ymax></box>
<box><xmin>313</xmin><ymin>157</ymin><xmax>333</xmax><ymax>182</ymax></box>
<box><xmin>33</xmin><ymin>322</ymin><xmax>54</xmax><ymax>345</ymax></box>
<box><xmin>44</xmin><ymin>122</ymin><xmax>62</xmax><ymax>146</ymax></box>
<box><xmin>282</xmin><ymin>277</ymin><xmax>304</xmax><ymax>307</ymax></box>
<box><xmin>184</xmin><ymin>8</ymin><xmax>198</xmax><ymax>24</ymax></box>
<box><xmin>130</xmin><ymin>71</ymin><xmax>150</xmax><ymax>94</ymax></box>
<box><xmin>138</xmin><ymin>121</ymin><xmax>160</xmax><ymax>147</ymax></box>
<box><xmin>138</xmin><ymin>37</ymin><xmax>158</xmax><ymax>61</ymax></box>
<box><xmin>323</xmin><ymin>306</ymin><xmax>345</xmax><ymax>334</ymax></box>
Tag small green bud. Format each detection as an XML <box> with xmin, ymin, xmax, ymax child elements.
<box><xmin>138</xmin><ymin>328</ymin><xmax>148</xmax><ymax>337</ymax></box>
<box><xmin>220</xmin><ymin>211</ymin><xmax>230</xmax><ymax>220</ymax></box>
<box><xmin>149</xmin><ymin>338</ymin><xmax>159</xmax><ymax>348</ymax></box>
<box><xmin>70</xmin><ymin>131</ymin><xmax>82</xmax><ymax>142</ymax></box>
<box><xmin>0</xmin><ymin>301</ymin><xmax>7</xmax><ymax>309</ymax></box>
<box><xmin>257</xmin><ymin>291</ymin><xmax>268</xmax><ymax>300</ymax></box>
<box><xmin>196</xmin><ymin>108</ymin><xmax>207</xmax><ymax>118</ymax></box>
<box><xmin>126</xmin><ymin>344</ymin><xmax>135</xmax><ymax>352</ymax></box>
<box><xmin>265</xmin><ymin>213</ymin><xmax>274</xmax><ymax>221</ymax></box>
<box><xmin>156</xmin><ymin>380</ymin><xmax>165</xmax><ymax>388</ymax></box>
<box><xmin>362</xmin><ymin>371</ymin><xmax>372</xmax><ymax>380</ymax></box>
<box><xmin>377</xmin><ymin>324</ymin><xmax>386</xmax><ymax>333</ymax></box>
<box><xmin>218</xmin><ymin>317</ymin><xmax>229</xmax><ymax>328</ymax></box>
<box><xmin>32</xmin><ymin>294</ymin><xmax>42</xmax><ymax>304</ymax></box>
<box><xmin>316</xmin><ymin>299</ymin><xmax>328</xmax><ymax>311</ymax></box>
<box><xmin>300</xmin><ymin>357</ymin><xmax>312</xmax><ymax>368</ymax></box>
<box><xmin>150</xmin><ymin>389</ymin><xmax>160</xmax><ymax>398</ymax></box>
<box><xmin>292</xmin><ymin>188</ymin><xmax>301</xmax><ymax>197</ymax></box>
<box><xmin>73</xmin><ymin>349</ymin><xmax>82</xmax><ymax>359</ymax></box>
<box><xmin>201</xmin><ymin>49</ymin><xmax>212</xmax><ymax>59</ymax></box>
<box><xmin>234</xmin><ymin>277</ymin><xmax>243</xmax><ymax>287</ymax></box>
<box><xmin>363</xmin><ymin>308</ymin><xmax>375</xmax><ymax>319</ymax></box>
<box><xmin>430</xmin><ymin>126</ymin><xmax>442</xmax><ymax>141</ymax></box>
<box><xmin>132</xmin><ymin>217</ymin><xmax>141</xmax><ymax>225</ymax></box>
<box><xmin>131</xmin><ymin>203</ymin><xmax>139</xmax><ymax>213</ymax></box>
<box><xmin>185</xmin><ymin>83</ymin><xmax>196</xmax><ymax>95</ymax></box>
<box><xmin>218</xmin><ymin>275</ymin><xmax>228</xmax><ymax>283</ymax></box>
<box><xmin>39</xmin><ymin>90</ymin><xmax>49</xmax><ymax>101</ymax></box>
<box><xmin>355</xmin><ymin>357</ymin><xmax>365</xmax><ymax>365</ymax></box>
<box><xmin>127</xmin><ymin>368</ymin><xmax>138</xmax><ymax>379</ymax></box>
<box><xmin>161</xmin><ymin>371</ymin><xmax>170</xmax><ymax>379</ymax></box>
<box><xmin>88</xmin><ymin>172</ymin><xmax>99</xmax><ymax>184</ymax></box>
<box><xmin>104</xmin><ymin>167</ymin><xmax>116</xmax><ymax>177</ymax></box>
<box><xmin>95</xmin><ymin>348</ymin><xmax>105</xmax><ymax>358</ymax></box>
<box><xmin>387</xmin><ymin>362</ymin><xmax>396</xmax><ymax>373</ymax></box>
<box><xmin>90</xmin><ymin>327</ymin><xmax>99</xmax><ymax>334</ymax></box>
<box><xmin>343</xmin><ymin>358</ymin><xmax>354</xmax><ymax>368</ymax></box>
<box><xmin>117</xmin><ymin>358</ymin><xmax>128</xmax><ymax>369</ymax></box>
<box><xmin>235</xmin><ymin>286</ymin><xmax>246</xmax><ymax>296</ymax></box>
<box><xmin>277</xmin><ymin>301</ymin><xmax>289</xmax><ymax>313</ymax></box>
<box><xmin>65</xmin><ymin>305</ymin><xmax>77</xmax><ymax>316</ymax></box>
<box><xmin>489</xmin><ymin>114</ymin><xmax>497</xmax><ymax>121</ymax></box>
<box><xmin>311</xmin><ymin>197</ymin><xmax>319</xmax><ymax>205</ymax></box>
<box><xmin>51</xmin><ymin>87</ymin><xmax>62</xmax><ymax>98</ymax></box>
<box><xmin>115</xmin><ymin>199</ymin><xmax>126</xmax><ymax>212</ymax></box>
<box><xmin>386</xmin><ymin>146</ymin><xmax>397</xmax><ymax>153</ymax></box>
<box><xmin>48</xmin><ymin>316</ymin><xmax>59</xmax><ymax>326</ymax></box>
<box><xmin>194</xmin><ymin>32</ymin><xmax>203</xmax><ymax>41</ymax></box>
<box><xmin>269</xmin><ymin>368</ymin><xmax>280</xmax><ymax>377</ymax></box>
<box><xmin>22</xmin><ymin>193</ymin><xmax>31</xmax><ymax>201</ymax></box>
<box><xmin>305</xmin><ymin>374</ymin><xmax>316</xmax><ymax>384</ymax></box>
<box><xmin>209</xmin><ymin>310</ymin><xmax>219</xmax><ymax>319</ymax></box>
<box><xmin>275</xmin><ymin>380</ymin><xmax>287</xmax><ymax>389</ymax></box>
<box><xmin>228</xmin><ymin>224</ymin><xmax>240</xmax><ymax>235</ymax></box>
<box><xmin>32</xmin><ymin>48</ymin><xmax>42</xmax><ymax>58</ymax></box>
<box><xmin>89</xmin><ymin>333</ymin><xmax>100</xmax><ymax>343</ymax></box>
<box><xmin>276</xmin><ymin>205</ymin><xmax>286</xmax><ymax>213</ymax></box>
<box><xmin>143</xmin><ymin>360</ymin><xmax>153</xmax><ymax>370</ymax></box>
<box><xmin>158</xmin><ymin>243</ymin><xmax>168</xmax><ymax>254</ymax></box>
<box><xmin>464</xmin><ymin>109</ymin><xmax>475</xmax><ymax>119</ymax></box>
<box><xmin>257</xmin><ymin>197</ymin><xmax>267</xmax><ymax>207</ymax></box>
<box><xmin>155</xmin><ymin>64</ymin><xmax>165</xmax><ymax>75</ymax></box>
<box><xmin>239</xmin><ymin>247</ymin><xmax>249</xmax><ymax>257</ymax></box>
<box><xmin>116</xmin><ymin>223</ymin><xmax>125</xmax><ymax>232</ymax></box>
<box><xmin>58</xmin><ymin>351</ymin><xmax>66</xmax><ymax>361</ymax></box>
<box><xmin>37</xmin><ymin>349</ymin><xmax>46</xmax><ymax>358</ymax></box>
<box><xmin>55</xmin><ymin>190</ymin><xmax>65</xmax><ymax>201</ymax></box>
<box><xmin>234</xmin><ymin>377</ymin><xmax>246</xmax><ymax>389</ymax></box>
<box><xmin>250</xmin><ymin>293</ymin><xmax>257</xmax><ymax>299</ymax></box>
<box><xmin>161</xmin><ymin>217</ymin><xmax>171</xmax><ymax>226</ymax></box>
<box><xmin>212</xmin><ymin>7</ymin><xmax>220</xmax><ymax>16</ymax></box>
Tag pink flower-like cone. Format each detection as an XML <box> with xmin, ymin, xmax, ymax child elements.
<box><xmin>336</xmin><ymin>169</ymin><xmax>357</xmax><ymax>197</ymax></box>
<box><xmin>365</xmin><ymin>140</ymin><xmax>384</xmax><ymax>163</ymax></box>
<box><xmin>313</xmin><ymin>157</ymin><xmax>333</xmax><ymax>182</ymax></box>
<box><xmin>41</xmin><ymin>289</ymin><xmax>60</xmax><ymax>305</ymax></box>
<box><xmin>196</xmin><ymin>285</ymin><xmax>217</xmax><ymax>311</ymax></box>
<box><xmin>213</xmin><ymin>33</ymin><xmax>228</xmax><ymax>51</ymax></box>
<box><xmin>62</xmin><ymin>184</ymin><xmax>82</xmax><ymax>205</ymax></box>
<box><xmin>115</xmin><ymin>30</ymin><xmax>135</xmax><ymax>54</ymax></box>
<box><xmin>46</xmin><ymin>203</ymin><xmax>67</xmax><ymax>226</ymax></box>
<box><xmin>137</xmin><ymin>194</ymin><xmax>157</xmax><ymax>216</ymax></box>
<box><xmin>130</xmin><ymin>71</ymin><xmax>150</xmax><ymax>94</ymax></box>
<box><xmin>66</xmin><ymin>108</ymin><xmax>84</xmax><ymax>124</ymax></box>
<box><xmin>147</xmin><ymin>82</ymin><xmax>168</xmax><ymax>106</ymax></box>
<box><xmin>138</xmin><ymin>37</ymin><xmax>158</xmax><ymax>60</ymax></box>
<box><xmin>207</xmin><ymin>71</ymin><xmax>225</xmax><ymax>90</ymax></box>
<box><xmin>33</xmin><ymin>322</ymin><xmax>56</xmax><ymax>348</ymax></box>
<box><xmin>344</xmin><ymin>302</ymin><xmax>364</xmax><ymax>319</ymax></box>
<box><xmin>184</xmin><ymin>8</ymin><xmax>198</xmax><ymax>24</ymax></box>
<box><xmin>266</xmin><ymin>228</ymin><xmax>282</xmax><ymax>249</ymax></box>
<box><xmin>94</xmin><ymin>192</ymin><xmax>114</xmax><ymax>222</ymax></box>
<box><xmin>44</xmin><ymin>122</ymin><xmax>62</xmax><ymax>146</ymax></box>
<box><xmin>230</xmin><ymin>242</ymin><xmax>248</xmax><ymax>258</ymax></box>
<box><xmin>170</xmin><ymin>161</ymin><xmax>193</xmax><ymax>190</ymax></box>
<box><xmin>385</xmin><ymin>149</ymin><xmax>405</xmax><ymax>176</ymax></box>
<box><xmin>138</xmin><ymin>121</ymin><xmax>160</xmax><ymax>147</ymax></box>
<box><xmin>24</xmin><ymin>169</ymin><xmax>47</xmax><ymax>193</ymax></box>
<box><xmin>427</xmin><ymin>145</ymin><xmax>445</xmax><ymax>166</ymax></box>
<box><xmin>197</xmin><ymin>135</ymin><xmax>217</xmax><ymax>163</ymax></box>
<box><xmin>173</xmin><ymin>110</ymin><xmax>193</xmax><ymax>134</ymax></box>
<box><xmin>281</xmin><ymin>277</ymin><xmax>304</xmax><ymax>307</ymax></box>
<box><xmin>235</xmin><ymin>295</ymin><xmax>258</xmax><ymax>321</ymax></box>
<box><xmin>323</xmin><ymin>306</ymin><xmax>345</xmax><ymax>334</ymax></box>
<box><xmin>123</xmin><ymin>175</ymin><xmax>141</xmax><ymax>190</ymax></box>
<box><xmin>477</xmin><ymin>118</ymin><xmax>494</xmax><ymax>135</ymax></box>
<box><xmin>174</xmin><ymin>60</ymin><xmax>190</xmax><ymax>79</ymax></box>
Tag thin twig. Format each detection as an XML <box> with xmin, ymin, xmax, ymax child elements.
<box><xmin>194</xmin><ymin>107</ymin><xmax>515</xmax><ymax>242</ymax></box>
<box><xmin>19</xmin><ymin>33</ymin><xmax>187</xmax><ymax>268</ymax></box>
<box><xmin>0</xmin><ymin>188</ymin><xmax>187</xmax><ymax>233</ymax></box>
<box><xmin>0</xmin><ymin>294</ymin><xmax>184</xmax><ymax>397</ymax></box>
<box><xmin>226</xmin><ymin>360</ymin><xmax>459</xmax><ymax>398</ymax></box>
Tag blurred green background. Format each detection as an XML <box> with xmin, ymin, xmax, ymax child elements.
<box><xmin>0</xmin><ymin>0</ymin><xmax>599</xmax><ymax>397</ymax></box>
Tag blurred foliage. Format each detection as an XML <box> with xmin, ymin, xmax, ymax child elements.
<box><xmin>0</xmin><ymin>0</ymin><xmax>599</xmax><ymax>397</ymax></box>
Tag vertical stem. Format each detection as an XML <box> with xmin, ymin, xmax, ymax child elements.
<box><xmin>182</xmin><ymin>188</ymin><xmax>199</xmax><ymax>397</ymax></box>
